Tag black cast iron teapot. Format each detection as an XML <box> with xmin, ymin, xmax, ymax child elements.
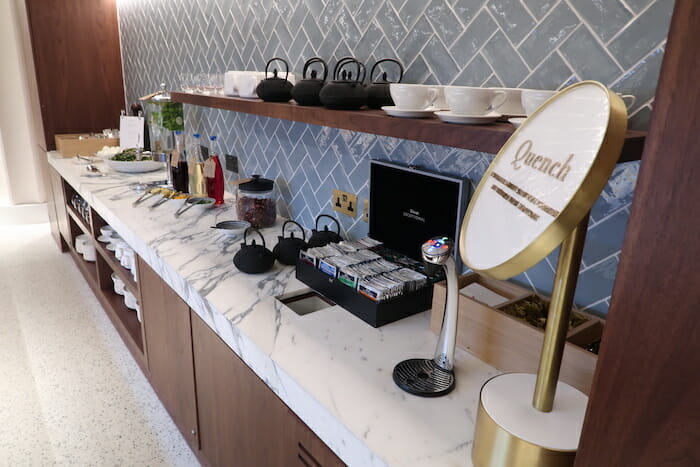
<box><xmin>233</xmin><ymin>227</ymin><xmax>276</xmax><ymax>274</ymax></box>
<box><xmin>273</xmin><ymin>220</ymin><xmax>308</xmax><ymax>265</ymax></box>
<box><xmin>307</xmin><ymin>214</ymin><xmax>343</xmax><ymax>248</ymax></box>
<box><xmin>291</xmin><ymin>57</ymin><xmax>328</xmax><ymax>107</ymax></box>
<box><xmin>366</xmin><ymin>58</ymin><xmax>404</xmax><ymax>109</ymax></box>
<box><xmin>319</xmin><ymin>57</ymin><xmax>367</xmax><ymax>110</ymax></box>
<box><xmin>256</xmin><ymin>57</ymin><xmax>293</xmax><ymax>102</ymax></box>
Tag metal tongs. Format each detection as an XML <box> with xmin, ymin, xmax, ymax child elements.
<box><xmin>132</xmin><ymin>182</ymin><xmax>168</xmax><ymax>206</ymax></box>
<box><xmin>150</xmin><ymin>191</ymin><xmax>179</xmax><ymax>209</ymax></box>
<box><xmin>174</xmin><ymin>199</ymin><xmax>195</xmax><ymax>217</ymax></box>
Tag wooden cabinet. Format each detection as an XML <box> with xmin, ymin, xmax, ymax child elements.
<box><xmin>47</xmin><ymin>166</ymin><xmax>69</xmax><ymax>250</ymax></box>
<box><xmin>52</xmin><ymin>172</ymin><xmax>346</xmax><ymax>467</ymax></box>
<box><xmin>25</xmin><ymin>0</ymin><xmax>125</xmax><ymax>150</ymax></box>
<box><xmin>138</xmin><ymin>257</ymin><xmax>199</xmax><ymax>451</ymax></box>
<box><xmin>191</xmin><ymin>311</ymin><xmax>344</xmax><ymax>467</ymax></box>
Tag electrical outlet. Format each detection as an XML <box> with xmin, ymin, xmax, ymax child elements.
<box><xmin>362</xmin><ymin>199</ymin><xmax>369</xmax><ymax>222</ymax></box>
<box><xmin>225</xmin><ymin>154</ymin><xmax>239</xmax><ymax>173</ymax></box>
<box><xmin>332</xmin><ymin>189</ymin><xmax>357</xmax><ymax>218</ymax></box>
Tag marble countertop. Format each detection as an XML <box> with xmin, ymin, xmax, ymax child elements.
<box><xmin>49</xmin><ymin>154</ymin><xmax>499</xmax><ymax>467</ymax></box>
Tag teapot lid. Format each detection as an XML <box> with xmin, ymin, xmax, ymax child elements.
<box><xmin>239</xmin><ymin>174</ymin><xmax>274</xmax><ymax>192</ymax></box>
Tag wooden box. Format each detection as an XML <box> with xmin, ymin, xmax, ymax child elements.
<box><xmin>55</xmin><ymin>133</ymin><xmax>119</xmax><ymax>157</ymax></box>
<box><xmin>430</xmin><ymin>273</ymin><xmax>603</xmax><ymax>395</ymax></box>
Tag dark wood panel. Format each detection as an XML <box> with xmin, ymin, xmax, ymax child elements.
<box><xmin>171</xmin><ymin>92</ymin><xmax>646</xmax><ymax>162</ymax></box>
<box><xmin>192</xmin><ymin>312</ymin><xmax>344</xmax><ymax>467</ymax></box>
<box><xmin>47</xmin><ymin>167</ymin><xmax>69</xmax><ymax>251</ymax></box>
<box><xmin>138</xmin><ymin>257</ymin><xmax>199</xmax><ymax>451</ymax></box>
<box><xmin>576</xmin><ymin>1</ymin><xmax>700</xmax><ymax>465</ymax></box>
<box><xmin>26</xmin><ymin>0</ymin><xmax>125</xmax><ymax>149</ymax></box>
<box><xmin>192</xmin><ymin>311</ymin><xmax>293</xmax><ymax>466</ymax></box>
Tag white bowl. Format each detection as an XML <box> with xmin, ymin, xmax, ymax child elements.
<box><xmin>106</xmin><ymin>159</ymin><xmax>164</xmax><ymax>173</ymax></box>
<box><xmin>111</xmin><ymin>273</ymin><xmax>125</xmax><ymax>296</ymax></box>
<box><xmin>124</xmin><ymin>290</ymin><xmax>138</xmax><ymax>310</ymax></box>
<box><xmin>213</xmin><ymin>220</ymin><xmax>251</xmax><ymax>237</ymax></box>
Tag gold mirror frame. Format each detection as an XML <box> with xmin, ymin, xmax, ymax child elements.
<box><xmin>459</xmin><ymin>81</ymin><xmax>628</xmax><ymax>280</ymax></box>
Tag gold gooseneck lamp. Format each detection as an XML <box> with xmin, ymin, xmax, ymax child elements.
<box><xmin>458</xmin><ymin>81</ymin><xmax>628</xmax><ymax>466</ymax></box>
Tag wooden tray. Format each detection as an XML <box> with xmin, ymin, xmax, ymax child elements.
<box><xmin>430</xmin><ymin>273</ymin><xmax>603</xmax><ymax>394</ymax></box>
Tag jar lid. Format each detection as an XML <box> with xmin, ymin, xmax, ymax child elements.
<box><xmin>239</xmin><ymin>174</ymin><xmax>274</xmax><ymax>192</ymax></box>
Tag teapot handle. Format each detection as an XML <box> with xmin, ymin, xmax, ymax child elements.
<box><xmin>282</xmin><ymin>220</ymin><xmax>306</xmax><ymax>241</ymax></box>
<box><xmin>334</xmin><ymin>56</ymin><xmax>366</xmax><ymax>82</ymax></box>
<box><xmin>302</xmin><ymin>57</ymin><xmax>328</xmax><ymax>82</ymax></box>
<box><xmin>370</xmin><ymin>58</ymin><xmax>404</xmax><ymax>84</ymax></box>
<box><xmin>315</xmin><ymin>214</ymin><xmax>340</xmax><ymax>235</ymax></box>
<box><xmin>243</xmin><ymin>226</ymin><xmax>266</xmax><ymax>248</ymax></box>
<box><xmin>264</xmin><ymin>57</ymin><xmax>290</xmax><ymax>81</ymax></box>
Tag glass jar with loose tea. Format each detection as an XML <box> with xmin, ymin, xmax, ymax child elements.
<box><xmin>236</xmin><ymin>175</ymin><xmax>276</xmax><ymax>228</ymax></box>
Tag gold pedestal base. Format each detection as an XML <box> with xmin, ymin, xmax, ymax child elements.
<box><xmin>471</xmin><ymin>374</ymin><xmax>586</xmax><ymax>467</ymax></box>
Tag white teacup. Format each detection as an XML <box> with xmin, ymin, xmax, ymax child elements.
<box><xmin>111</xmin><ymin>273</ymin><xmax>125</xmax><ymax>296</ymax></box>
<box><xmin>521</xmin><ymin>89</ymin><xmax>557</xmax><ymax>116</ymax></box>
<box><xmin>75</xmin><ymin>234</ymin><xmax>88</xmax><ymax>254</ymax></box>
<box><xmin>389</xmin><ymin>84</ymin><xmax>438</xmax><ymax>110</ymax></box>
<box><xmin>236</xmin><ymin>72</ymin><xmax>265</xmax><ymax>98</ymax></box>
<box><xmin>82</xmin><ymin>240</ymin><xmax>96</xmax><ymax>262</ymax></box>
<box><xmin>490</xmin><ymin>88</ymin><xmax>525</xmax><ymax>116</ymax></box>
<box><xmin>224</xmin><ymin>71</ymin><xmax>237</xmax><ymax>96</ymax></box>
<box><xmin>124</xmin><ymin>290</ymin><xmax>138</xmax><ymax>310</ymax></box>
<box><xmin>432</xmin><ymin>85</ymin><xmax>449</xmax><ymax>110</ymax></box>
<box><xmin>444</xmin><ymin>86</ymin><xmax>507</xmax><ymax>115</ymax></box>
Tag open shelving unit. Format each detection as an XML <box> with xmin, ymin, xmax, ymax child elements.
<box><xmin>171</xmin><ymin>92</ymin><xmax>647</xmax><ymax>163</ymax></box>
<box><xmin>59</xmin><ymin>182</ymin><xmax>147</xmax><ymax>370</ymax></box>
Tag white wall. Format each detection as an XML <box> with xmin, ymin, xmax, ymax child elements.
<box><xmin>0</xmin><ymin>0</ymin><xmax>47</xmax><ymax>212</ymax></box>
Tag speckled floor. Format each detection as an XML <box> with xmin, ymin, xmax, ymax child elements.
<box><xmin>0</xmin><ymin>223</ymin><xmax>199</xmax><ymax>466</ymax></box>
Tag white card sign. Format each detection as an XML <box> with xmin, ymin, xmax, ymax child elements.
<box><xmin>119</xmin><ymin>115</ymin><xmax>145</xmax><ymax>149</ymax></box>
<box><xmin>459</xmin><ymin>82</ymin><xmax>627</xmax><ymax>279</ymax></box>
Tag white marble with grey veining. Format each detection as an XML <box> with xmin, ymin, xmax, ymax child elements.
<box><xmin>49</xmin><ymin>153</ymin><xmax>500</xmax><ymax>467</ymax></box>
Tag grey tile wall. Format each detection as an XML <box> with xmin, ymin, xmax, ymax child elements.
<box><xmin>117</xmin><ymin>0</ymin><xmax>674</xmax><ymax>316</ymax></box>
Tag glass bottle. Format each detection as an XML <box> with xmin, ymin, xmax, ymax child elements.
<box><xmin>171</xmin><ymin>131</ymin><xmax>189</xmax><ymax>193</ymax></box>
<box><xmin>188</xmin><ymin>133</ymin><xmax>207</xmax><ymax>197</ymax></box>
<box><xmin>205</xmin><ymin>136</ymin><xmax>225</xmax><ymax>205</ymax></box>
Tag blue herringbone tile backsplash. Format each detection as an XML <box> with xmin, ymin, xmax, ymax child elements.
<box><xmin>117</xmin><ymin>0</ymin><xmax>674</xmax><ymax>315</ymax></box>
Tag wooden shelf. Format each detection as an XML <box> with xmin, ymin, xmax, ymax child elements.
<box><xmin>172</xmin><ymin>92</ymin><xmax>647</xmax><ymax>163</ymax></box>
<box><xmin>67</xmin><ymin>243</ymin><xmax>98</xmax><ymax>288</ymax></box>
<box><xmin>101</xmin><ymin>289</ymin><xmax>144</xmax><ymax>354</ymax></box>
<box><xmin>66</xmin><ymin>206</ymin><xmax>92</xmax><ymax>237</ymax></box>
<box><xmin>94</xmin><ymin>241</ymin><xmax>138</xmax><ymax>296</ymax></box>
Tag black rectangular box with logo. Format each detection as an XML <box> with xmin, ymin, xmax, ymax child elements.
<box><xmin>296</xmin><ymin>160</ymin><xmax>469</xmax><ymax>327</ymax></box>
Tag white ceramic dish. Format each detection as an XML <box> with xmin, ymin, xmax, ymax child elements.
<box><xmin>382</xmin><ymin>106</ymin><xmax>436</xmax><ymax>118</ymax></box>
<box><xmin>434</xmin><ymin>110</ymin><xmax>502</xmax><ymax>125</ymax></box>
<box><xmin>111</xmin><ymin>273</ymin><xmax>125</xmax><ymax>296</ymax></box>
<box><xmin>100</xmin><ymin>226</ymin><xmax>114</xmax><ymax>236</ymax></box>
<box><xmin>124</xmin><ymin>290</ymin><xmax>138</xmax><ymax>310</ymax></box>
<box><xmin>97</xmin><ymin>234</ymin><xmax>112</xmax><ymax>243</ymax></box>
<box><xmin>106</xmin><ymin>159</ymin><xmax>164</xmax><ymax>173</ymax></box>
<box><xmin>509</xmin><ymin>117</ymin><xmax>527</xmax><ymax>128</ymax></box>
<box><xmin>213</xmin><ymin>220</ymin><xmax>251</xmax><ymax>237</ymax></box>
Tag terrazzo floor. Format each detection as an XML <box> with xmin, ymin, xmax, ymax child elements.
<box><xmin>0</xmin><ymin>223</ymin><xmax>199</xmax><ymax>466</ymax></box>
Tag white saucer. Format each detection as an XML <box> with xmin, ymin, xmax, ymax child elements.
<box><xmin>434</xmin><ymin>110</ymin><xmax>502</xmax><ymax>124</ymax></box>
<box><xmin>508</xmin><ymin>117</ymin><xmax>527</xmax><ymax>128</ymax></box>
<box><xmin>97</xmin><ymin>235</ymin><xmax>112</xmax><ymax>243</ymax></box>
<box><xmin>382</xmin><ymin>106</ymin><xmax>436</xmax><ymax>118</ymax></box>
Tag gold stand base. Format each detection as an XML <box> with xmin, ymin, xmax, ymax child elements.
<box><xmin>471</xmin><ymin>374</ymin><xmax>587</xmax><ymax>467</ymax></box>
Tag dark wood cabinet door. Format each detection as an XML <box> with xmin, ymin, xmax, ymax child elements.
<box><xmin>191</xmin><ymin>311</ymin><xmax>344</xmax><ymax>467</ymax></box>
<box><xmin>138</xmin><ymin>257</ymin><xmax>199</xmax><ymax>451</ymax></box>
<box><xmin>25</xmin><ymin>0</ymin><xmax>125</xmax><ymax>150</ymax></box>
<box><xmin>47</xmin><ymin>167</ymin><xmax>69</xmax><ymax>250</ymax></box>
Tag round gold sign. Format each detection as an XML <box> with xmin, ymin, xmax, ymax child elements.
<box><xmin>459</xmin><ymin>81</ymin><xmax>628</xmax><ymax>279</ymax></box>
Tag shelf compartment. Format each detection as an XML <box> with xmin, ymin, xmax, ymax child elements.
<box><xmin>95</xmin><ymin>253</ymin><xmax>145</xmax><ymax>359</ymax></box>
<box><xmin>94</xmin><ymin>241</ymin><xmax>138</xmax><ymax>296</ymax></box>
<box><xmin>171</xmin><ymin>92</ymin><xmax>646</xmax><ymax>163</ymax></box>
